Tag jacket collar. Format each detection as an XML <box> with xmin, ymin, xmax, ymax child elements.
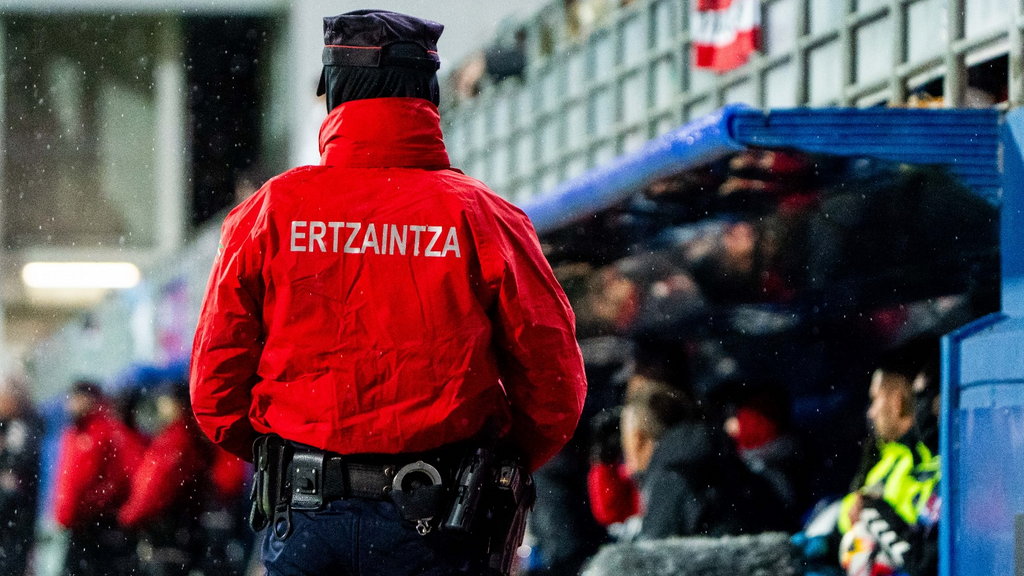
<box><xmin>319</xmin><ymin>97</ymin><xmax>450</xmax><ymax>169</ymax></box>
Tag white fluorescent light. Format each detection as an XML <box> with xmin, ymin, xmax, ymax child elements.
<box><xmin>22</xmin><ymin>262</ymin><xmax>141</xmax><ymax>289</ymax></box>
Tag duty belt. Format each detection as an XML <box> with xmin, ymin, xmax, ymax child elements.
<box><xmin>251</xmin><ymin>436</ymin><xmax>534</xmax><ymax>576</ymax></box>
<box><xmin>289</xmin><ymin>452</ymin><xmax>447</xmax><ymax>506</ymax></box>
<box><xmin>253</xmin><ymin>437</ymin><xmax>460</xmax><ymax>538</ymax></box>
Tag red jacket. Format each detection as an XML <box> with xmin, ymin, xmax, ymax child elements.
<box><xmin>190</xmin><ymin>97</ymin><xmax>587</xmax><ymax>471</ymax></box>
<box><xmin>53</xmin><ymin>407</ymin><xmax>145</xmax><ymax>529</ymax></box>
<box><xmin>209</xmin><ymin>448</ymin><xmax>247</xmax><ymax>504</ymax></box>
<box><xmin>587</xmin><ymin>462</ymin><xmax>640</xmax><ymax>526</ymax></box>
<box><xmin>118</xmin><ymin>418</ymin><xmax>210</xmax><ymax>529</ymax></box>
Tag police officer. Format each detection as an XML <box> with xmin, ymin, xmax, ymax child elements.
<box><xmin>190</xmin><ymin>10</ymin><xmax>587</xmax><ymax>576</ymax></box>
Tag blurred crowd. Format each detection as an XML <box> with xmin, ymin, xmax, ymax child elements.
<box><xmin>519</xmin><ymin>151</ymin><xmax>997</xmax><ymax>576</ymax></box>
<box><xmin>0</xmin><ymin>370</ymin><xmax>253</xmax><ymax>576</ymax></box>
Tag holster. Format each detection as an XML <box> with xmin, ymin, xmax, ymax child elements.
<box><xmin>484</xmin><ymin>460</ymin><xmax>535</xmax><ymax>576</ymax></box>
<box><xmin>443</xmin><ymin>449</ymin><xmax>535</xmax><ymax>576</ymax></box>
<box><xmin>248</xmin><ymin>435</ymin><xmax>293</xmax><ymax>537</ymax></box>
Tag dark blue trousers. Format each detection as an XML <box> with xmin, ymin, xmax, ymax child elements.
<box><xmin>261</xmin><ymin>498</ymin><xmax>489</xmax><ymax>576</ymax></box>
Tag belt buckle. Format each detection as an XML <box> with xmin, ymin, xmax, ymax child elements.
<box><xmin>290</xmin><ymin>450</ymin><xmax>326</xmax><ymax>510</ymax></box>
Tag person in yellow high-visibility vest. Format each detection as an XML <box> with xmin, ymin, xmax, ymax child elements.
<box><xmin>838</xmin><ymin>339</ymin><xmax>941</xmax><ymax>575</ymax></box>
<box><xmin>839</xmin><ymin>341</ymin><xmax>941</xmax><ymax>534</ymax></box>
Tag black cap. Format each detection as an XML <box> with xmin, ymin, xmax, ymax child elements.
<box><xmin>317</xmin><ymin>10</ymin><xmax>443</xmax><ymax>96</ymax></box>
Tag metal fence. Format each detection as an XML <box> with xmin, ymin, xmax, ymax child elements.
<box><xmin>442</xmin><ymin>0</ymin><xmax>1024</xmax><ymax>203</ymax></box>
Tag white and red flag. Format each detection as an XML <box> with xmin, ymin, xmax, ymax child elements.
<box><xmin>691</xmin><ymin>0</ymin><xmax>761</xmax><ymax>72</ymax></box>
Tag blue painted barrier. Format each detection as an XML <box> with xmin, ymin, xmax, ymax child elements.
<box><xmin>939</xmin><ymin>108</ymin><xmax>1024</xmax><ymax>576</ymax></box>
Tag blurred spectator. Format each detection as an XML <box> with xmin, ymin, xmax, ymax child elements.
<box><xmin>837</xmin><ymin>340</ymin><xmax>941</xmax><ymax>576</ymax></box>
<box><xmin>564</xmin><ymin>0</ymin><xmax>613</xmax><ymax>40</ymax></box>
<box><xmin>198</xmin><ymin>447</ymin><xmax>250</xmax><ymax>576</ymax></box>
<box><xmin>586</xmin><ymin>407</ymin><xmax>639</xmax><ymax>528</ymax></box>
<box><xmin>688</xmin><ymin>221</ymin><xmax>761</xmax><ymax>303</ymax></box>
<box><xmin>616</xmin><ymin>255</ymin><xmax>707</xmax><ymax>335</ymax></box>
<box><xmin>0</xmin><ymin>377</ymin><xmax>43</xmax><ymax>576</ymax></box>
<box><xmin>54</xmin><ymin>380</ymin><xmax>144</xmax><ymax>576</ymax></box>
<box><xmin>208</xmin><ymin>447</ymin><xmax>248</xmax><ymax>505</ymax></box>
<box><xmin>586</xmin><ymin>461</ymin><xmax>639</xmax><ymax>529</ymax></box>
<box><xmin>579</xmin><ymin>256</ymin><xmax>707</xmax><ymax>337</ymax></box>
<box><xmin>587</xmin><ymin>265</ymin><xmax>641</xmax><ymax>333</ymax></box>
<box><xmin>451</xmin><ymin>51</ymin><xmax>486</xmax><ymax>100</ymax></box>
<box><xmin>718</xmin><ymin>150</ymin><xmax>819</xmax><ymax>214</ymax></box>
<box><xmin>483</xmin><ymin>28</ymin><xmax>527</xmax><ymax>83</ymax></box>
<box><xmin>720</xmin><ymin>382</ymin><xmax>804</xmax><ymax>527</ymax></box>
<box><xmin>118</xmin><ymin>383</ymin><xmax>212</xmax><ymax>576</ymax></box>
<box><xmin>529</xmin><ymin>448</ymin><xmax>608</xmax><ymax>576</ymax></box>
<box><xmin>526</xmin><ymin>334</ymin><xmax>631</xmax><ymax>575</ymax></box>
<box><xmin>450</xmin><ymin>21</ymin><xmax>527</xmax><ymax>101</ymax></box>
<box><xmin>666</xmin><ymin>159</ymin><xmax>998</xmax><ymax>312</ymax></box>
<box><xmin>621</xmin><ymin>381</ymin><xmax>786</xmax><ymax>539</ymax></box>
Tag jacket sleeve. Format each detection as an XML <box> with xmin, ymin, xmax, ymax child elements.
<box><xmin>481</xmin><ymin>204</ymin><xmax>587</xmax><ymax>471</ymax></box>
<box><xmin>209</xmin><ymin>448</ymin><xmax>248</xmax><ymax>503</ymax></box>
<box><xmin>587</xmin><ymin>462</ymin><xmax>640</xmax><ymax>526</ymax></box>
<box><xmin>190</xmin><ymin>197</ymin><xmax>266</xmax><ymax>461</ymax></box>
<box><xmin>117</xmin><ymin>428</ymin><xmax>194</xmax><ymax>529</ymax></box>
<box><xmin>639</xmin><ymin>472</ymin><xmax>691</xmax><ymax>539</ymax></box>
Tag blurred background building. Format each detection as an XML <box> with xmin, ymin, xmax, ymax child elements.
<box><xmin>442</xmin><ymin>0</ymin><xmax>1017</xmax><ymax>202</ymax></box>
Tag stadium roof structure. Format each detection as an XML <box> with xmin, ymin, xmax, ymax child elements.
<box><xmin>521</xmin><ymin>105</ymin><xmax>1001</xmax><ymax>235</ymax></box>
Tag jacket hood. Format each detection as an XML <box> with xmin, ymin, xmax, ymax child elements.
<box><xmin>318</xmin><ymin>97</ymin><xmax>450</xmax><ymax>169</ymax></box>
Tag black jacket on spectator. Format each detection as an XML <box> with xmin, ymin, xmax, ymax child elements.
<box><xmin>0</xmin><ymin>411</ymin><xmax>43</xmax><ymax>576</ymax></box>
<box><xmin>739</xmin><ymin>433</ymin><xmax>803</xmax><ymax>527</ymax></box>
<box><xmin>637</xmin><ymin>422</ymin><xmax>786</xmax><ymax>539</ymax></box>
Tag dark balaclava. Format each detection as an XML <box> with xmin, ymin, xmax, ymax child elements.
<box><xmin>316</xmin><ymin>10</ymin><xmax>443</xmax><ymax>112</ymax></box>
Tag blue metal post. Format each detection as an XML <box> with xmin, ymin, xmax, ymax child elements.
<box><xmin>1002</xmin><ymin>110</ymin><xmax>1024</xmax><ymax>315</ymax></box>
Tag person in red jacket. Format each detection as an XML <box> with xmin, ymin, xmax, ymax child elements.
<box><xmin>118</xmin><ymin>383</ymin><xmax>213</xmax><ymax>576</ymax></box>
<box><xmin>189</xmin><ymin>10</ymin><xmax>586</xmax><ymax>576</ymax></box>
<box><xmin>53</xmin><ymin>380</ymin><xmax>145</xmax><ymax>576</ymax></box>
<box><xmin>586</xmin><ymin>407</ymin><xmax>640</xmax><ymax>529</ymax></box>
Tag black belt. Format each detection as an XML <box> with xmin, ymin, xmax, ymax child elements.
<box><xmin>282</xmin><ymin>446</ymin><xmax>458</xmax><ymax>537</ymax></box>
<box><xmin>304</xmin><ymin>457</ymin><xmax>405</xmax><ymax>501</ymax></box>
<box><xmin>286</xmin><ymin>448</ymin><xmax>456</xmax><ymax>509</ymax></box>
